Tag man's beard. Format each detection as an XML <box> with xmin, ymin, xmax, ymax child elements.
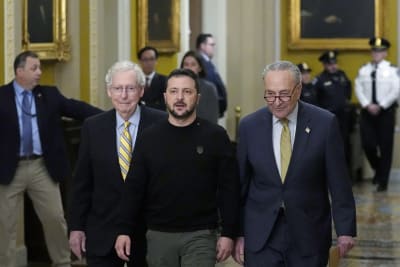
<box><xmin>167</xmin><ymin>102</ymin><xmax>196</xmax><ymax>120</ymax></box>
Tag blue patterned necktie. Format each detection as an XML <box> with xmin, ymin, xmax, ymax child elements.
<box><xmin>22</xmin><ymin>91</ymin><xmax>33</xmax><ymax>156</ymax></box>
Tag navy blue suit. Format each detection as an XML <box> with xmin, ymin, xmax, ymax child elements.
<box><xmin>201</xmin><ymin>59</ymin><xmax>227</xmax><ymax>117</ymax></box>
<box><xmin>237</xmin><ymin>102</ymin><xmax>356</xmax><ymax>264</ymax></box>
<box><xmin>0</xmin><ymin>82</ymin><xmax>102</xmax><ymax>185</ymax></box>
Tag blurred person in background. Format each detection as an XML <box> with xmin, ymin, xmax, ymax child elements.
<box><xmin>181</xmin><ymin>50</ymin><xmax>219</xmax><ymax>124</ymax></box>
<box><xmin>137</xmin><ymin>46</ymin><xmax>167</xmax><ymax>111</ymax></box>
<box><xmin>297</xmin><ymin>62</ymin><xmax>318</xmax><ymax>105</ymax></box>
<box><xmin>355</xmin><ymin>37</ymin><xmax>400</xmax><ymax>192</ymax></box>
<box><xmin>196</xmin><ymin>33</ymin><xmax>228</xmax><ymax>117</ymax></box>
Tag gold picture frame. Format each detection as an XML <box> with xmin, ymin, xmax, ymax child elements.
<box><xmin>22</xmin><ymin>0</ymin><xmax>70</xmax><ymax>61</ymax></box>
<box><xmin>288</xmin><ymin>0</ymin><xmax>384</xmax><ymax>50</ymax></box>
<box><xmin>137</xmin><ymin>0</ymin><xmax>180</xmax><ymax>53</ymax></box>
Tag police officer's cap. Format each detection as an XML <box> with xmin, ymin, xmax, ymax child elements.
<box><xmin>318</xmin><ymin>50</ymin><xmax>338</xmax><ymax>64</ymax></box>
<box><xmin>369</xmin><ymin>37</ymin><xmax>390</xmax><ymax>51</ymax></box>
<box><xmin>297</xmin><ymin>62</ymin><xmax>312</xmax><ymax>73</ymax></box>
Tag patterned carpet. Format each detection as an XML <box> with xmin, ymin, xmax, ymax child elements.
<box><xmin>28</xmin><ymin>172</ymin><xmax>400</xmax><ymax>267</ymax></box>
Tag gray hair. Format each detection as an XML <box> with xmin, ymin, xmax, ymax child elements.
<box><xmin>262</xmin><ymin>60</ymin><xmax>302</xmax><ymax>85</ymax></box>
<box><xmin>105</xmin><ymin>60</ymin><xmax>145</xmax><ymax>87</ymax></box>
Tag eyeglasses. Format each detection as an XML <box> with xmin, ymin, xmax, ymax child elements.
<box><xmin>111</xmin><ymin>86</ymin><xmax>141</xmax><ymax>95</ymax></box>
<box><xmin>264</xmin><ymin>83</ymin><xmax>299</xmax><ymax>103</ymax></box>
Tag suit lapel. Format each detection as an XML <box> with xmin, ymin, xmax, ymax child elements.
<box><xmin>3</xmin><ymin>84</ymin><xmax>20</xmax><ymax>137</ymax></box>
<box><xmin>32</xmin><ymin>87</ymin><xmax>45</xmax><ymax>135</ymax></box>
<box><xmin>261</xmin><ymin>109</ymin><xmax>281</xmax><ymax>181</ymax></box>
<box><xmin>151</xmin><ymin>74</ymin><xmax>159</xmax><ymax>88</ymax></box>
<box><xmin>286</xmin><ymin>102</ymin><xmax>311</xmax><ymax>180</ymax></box>
<box><xmin>101</xmin><ymin>110</ymin><xmax>122</xmax><ymax>181</ymax></box>
<box><xmin>137</xmin><ymin>106</ymin><xmax>149</xmax><ymax>139</ymax></box>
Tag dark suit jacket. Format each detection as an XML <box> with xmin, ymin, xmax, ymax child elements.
<box><xmin>67</xmin><ymin>107</ymin><xmax>166</xmax><ymax>256</ymax></box>
<box><xmin>141</xmin><ymin>73</ymin><xmax>167</xmax><ymax>111</ymax></box>
<box><xmin>237</xmin><ymin>101</ymin><xmax>356</xmax><ymax>256</ymax></box>
<box><xmin>0</xmin><ymin>82</ymin><xmax>102</xmax><ymax>185</ymax></box>
<box><xmin>201</xmin><ymin>59</ymin><xmax>227</xmax><ymax>116</ymax></box>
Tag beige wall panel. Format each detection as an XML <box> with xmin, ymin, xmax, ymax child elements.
<box><xmin>226</xmin><ymin>0</ymin><xmax>277</xmax><ymax>138</ymax></box>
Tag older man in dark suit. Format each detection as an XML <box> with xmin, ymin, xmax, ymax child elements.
<box><xmin>0</xmin><ymin>51</ymin><xmax>102</xmax><ymax>267</ymax></box>
<box><xmin>68</xmin><ymin>60</ymin><xmax>166</xmax><ymax>267</ymax></box>
<box><xmin>233</xmin><ymin>60</ymin><xmax>356</xmax><ymax>267</ymax></box>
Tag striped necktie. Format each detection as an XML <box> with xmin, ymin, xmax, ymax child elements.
<box><xmin>119</xmin><ymin>121</ymin><xmax>132</xmax><ymax>180</ymax></box>
<box><xmin>280</xmin><ymin>118</ymin><xmax>292</xmax><ymax>183</ymax></box>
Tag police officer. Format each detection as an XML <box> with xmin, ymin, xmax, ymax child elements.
<box><xmin>355</xmin><ymin>37</ymin><xmax>400</xmax><ymax>192</ymax></box>
<box><xmin>314</xmin><ymin>50</ymin><xmax>352</xmax><ymax>167</ymax></box>
<box><xmin>298</xmin><ymin>62</ymin><xmax>318</xmax><ymax>105</ymax></box>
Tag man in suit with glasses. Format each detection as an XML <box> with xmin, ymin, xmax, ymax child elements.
<box><xmin>233</xmin><ymin>60</ymin><xmax>356</xmax><ymax>267</ymax></box>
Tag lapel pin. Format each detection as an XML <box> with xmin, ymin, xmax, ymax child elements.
<box><xmin>196</xmin><ymin>146</ymin><xmax>204</xmax><ymax>154</ymax></box>
<box><xmin>37</xmin><ymin>93</ymin><xmax>42</xmax><ymax>98</ymax></box>
<box><xmin>305</xmin><ymin>127</ymin><xmax>311</xmax><ymax>134</ymax></box>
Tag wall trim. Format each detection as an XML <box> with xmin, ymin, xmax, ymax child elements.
<box><xmin>4</xmin><ymin>0</ymin><xmax>15</xmax><ymax>82</ymax></box>
<box><xmin>118</xmin><ymin>0</ymin><xmax>131</xmax><ymax>60</ymax></box>
<box><xmin>274</xmin><ymin>0</ymin><xmax>281</xmax><ymax>60</ymax></box>
<box><xmin>89</xmin><ymin>0</ymin><xmax>99</xmax><ymax>105</ymax></box>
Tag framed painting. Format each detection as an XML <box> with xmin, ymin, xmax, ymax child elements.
<box><xmin>137</xmin><ymin>0</ymin><xmax>180</xmax><ymax>53</ymax></box>
<box><xmin>288</xmin><ymin>0</ymin><xmax>384</xmax><ymax>50</ymax></box>
<box><xmin>22</xmin><ymin>0</ymin><xmax>70</xmax><ymax>61</ymax></box>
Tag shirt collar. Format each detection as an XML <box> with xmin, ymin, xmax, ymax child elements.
<box><xmin>272</xmin><ymin>102</ymin><xmax>299</xmax><ymax>125</ymax></box>
<box><xmin>13</xmin><ymin>80</ymin><xmax>31</xmax><ymax>96</ymax></box>
<box><xmin>200</xmin><ymin>52</ymin><xmax>211</xmax><ymax>62</ymax></box>
<box><xmin>116</xmin><ymin>105</ymin><xmax>141</xmax><ymax>129</ymax></box>
<box><xmin>146</xmin><ymin>72</ymin><xmax>156</xmax><ymax>80</ymax></box>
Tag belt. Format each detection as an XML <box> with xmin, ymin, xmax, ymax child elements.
<box><xmin>19</xmin><ymin>154</ymin><xmax>42</xmax><ymax>161</ymax></box>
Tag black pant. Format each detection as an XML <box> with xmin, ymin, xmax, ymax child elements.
<box><xmin>86</xmin><ymin>232</ymin><xmax>147</xmax><ymax>267</ymax></box>
<box><xmin>360</xmin><ymin>106</ymin><xmax>396</xmax><ymax>186</ymax></box>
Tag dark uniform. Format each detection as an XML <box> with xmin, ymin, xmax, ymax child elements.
<box><xmin>298</xmin><ymin>62</ymin><xmax>318</xmax><ymax>105</ymax></box>
<box><xmin>314</xmin><ymin>51</ymin><xmax>352</xmax><ymax>166</ymax></box>
<box><xmin>301</xmin><ymin>83</ymin><xmax>318</xmax><ymax>105</ymax></box>
<box><xmin>355</xmin><ymin>37</ymin><xmax>400</xmax><ymax>192</ymax></box>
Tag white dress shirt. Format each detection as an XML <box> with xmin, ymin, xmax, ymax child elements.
<box><xmin>355</xmin><ymin>59</ymin><xmax>400</xmax><ymax>109</ymax></box>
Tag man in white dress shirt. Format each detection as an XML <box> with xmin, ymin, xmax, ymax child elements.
<box><xmin>355</xmin><ymin>37</ymin><xmax>400</xmax><ymax>192</ymax></box>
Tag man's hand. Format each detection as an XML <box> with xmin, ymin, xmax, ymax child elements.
<box><xmin>337</xmin><ymin>235</ymin><xmax>355</xmax><ymax>258</ymax></box>
<box><xmin>216</xmin><ymin>236</ymin><xmax>233</xmax><ymax>262</ymax></box>
<box><xmin>232</xmin><ymin>236</ymin><xmax>244</xmax><ymax>265</ymax></box>
<box><xmin>115</xmin><ymin>235</ymin><xmax>131</xmax><ymax>261</ymax></box>
<box><xmin>69</xmin><ymin>230</ymin><xmax>86</xmax><ymax>260</ymax></box>
<box><xmin>367</xmin><ymin>104</ymin><xmax>381</xmax><ymax>115</ymax></box>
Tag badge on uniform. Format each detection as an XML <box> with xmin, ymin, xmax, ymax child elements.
<box><xmin>305</xmin><ymin>127</ymin><xmax>311</xmax><ymax>134</ymax></box>
<box><xmin>196</xmin><ymin>146</ymin><xmax>204</xmax><ymax>154</ymax></box>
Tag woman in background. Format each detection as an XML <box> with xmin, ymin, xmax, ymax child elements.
<box><xmin>180</xmin><ymin>50</ymin><xmax>219</xmax><ymax>124</ymax></box>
